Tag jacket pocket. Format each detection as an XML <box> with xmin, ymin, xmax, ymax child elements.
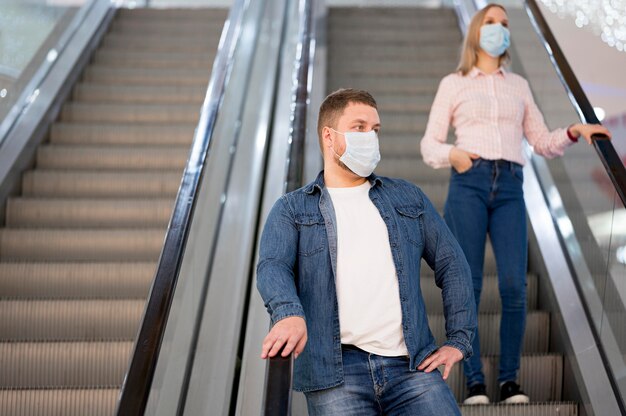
<box><xmin>395</xmin><ymin>206</ymin><xmax>425</xmax><ymax>248</ymax></box>
<box><xmin>295</xmin><ymin>214</ymin><xmax>326</xmax><ymax>256</ymax></box>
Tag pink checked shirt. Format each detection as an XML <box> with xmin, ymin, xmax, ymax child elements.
<box><xmin>420</xmin><ymin>67</ymin><xmax>573</xmax><ymax>168</ymax></box>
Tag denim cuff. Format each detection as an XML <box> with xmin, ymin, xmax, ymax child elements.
<box><xmin>271</xmin><ymin>303</ymin><xmax>305</xmax><ymax>326</ymax></box>
<box><xmin>443</xmin><ymin>338</ymin><xmax>472</xmax><ymax>359</ymax></box>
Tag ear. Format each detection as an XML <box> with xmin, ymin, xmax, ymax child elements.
<box><xmin>322</xmin><ymin>126</ymin><xmax>333</xmax><ymax>148</ymax></box>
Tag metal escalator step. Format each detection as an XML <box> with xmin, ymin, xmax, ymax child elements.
<box><xmin>100</xmin><ymin>36</ymin><xmax>217</xmax><ymax>53</ymax></box>
<box><xmin>115</xmin><ymin>8</ymin><xmax>228</xmax><ymax>20</ymax></box>
<box><xmin>36</xmin><ymin>145</ymin><xmax>189</xmax><ymax>170</ymax></box>
<box><xmin>6</xmin><ymin>197</ymin><xmax>174</xmax><ymax>228</ymax></box>
<box><xmin>92</xmin><ymin>51</ymin><xmax>213</xmax><ymax>70</ymax></box>
<box><xmin>329</xmin><ymin>76</ymin><xmax>441</xmax><ymax>95</ymax></box>
<box><xmin>50</xmin><ymin>122</ymin><xmax>194</xmax><ymax>146</ymax></box>
<box><xmin>22</xmin><ymin>170</ymin><xmax>181</xmax><ymax>198</ymax></box>
<box><xmin>73</xmin><ymin>82</ymin><xmax>205</xmax><ymax>103</ymax></box>
<box><xmin>378</xmin><ymin>133</ymin><xmax>455</xmax><ymax>158</ymax></box>
<box><xmin>0</xmin><ymin>262</ymin><xmax>155</xmax><ymax>299</ymax></box>
<box><xmin>108</xmin><ymin>20</ymin><xmax>224</xmax><ymax>36</ymax></box>
<box><xmin>83</xmin><ymin>66</ymin><xmax>209</xmax><ymax>86</ymax></box>
<box><xmin>329</xmin><ymin>31</ymin><xmax>461</xmax><ymax>45</ymax></box>
<box><xmin>0</xmin><ymin>341</ymin><xmax>132</xmax><ymax>388</ymax></box>
<box><xmin>61</xmin><ymin>102</ymin><xmax>200</xmax><ymax>123</ymax></box>
<box><xmin>0</xmin><ymin>388</ymin><xmax>118</xmax><ymax>416</ymax></box>
<box><xmin>421</xmin><ymin>274</ymin><xmax>538</xmax><ymax>313</ymax></box>
<box><xmin>331</xmin><ymin>63</ymin><xmax>456</xmax><ymax>78</ymax></box>
<box><xmin>0</xmin><ymin>228</ymin><xmax>166</xmax><ymax>261</ymax></box>
<box><xmin>445</xmin><ymin>354</ymin><xmax>563</xmax><ymax>402</ymax></box>
<box><xmin>460</xmin><ymin>403</ymin><xmax>577</xmax><ymax>416</ymax></box>
<box><xmin>0</xmin><ymin>300</ymin><xmax>144</xmax><ymax>341</ymax></box>
<box><xmin>7</xmin><ymin>198</ymin><xmax>174</xmax><ymax>228</ymax></box>
<box><xmin>429</xmin><ymin>311</ymin><xmax>550</xmax><ymax>354</ymax></box>
<box><xmin>329</xmin><ymin>44</ymin><xmax>460</xmax><ymax>60</ymax></box>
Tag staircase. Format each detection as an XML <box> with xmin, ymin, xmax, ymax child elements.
<box><xmin>327</xmin><ymin>7</ymin><xmax>577</xmax><ymax>415</ymax></box>
<box><xmin>0</xmin><ymin>8</ymin><xmax>225</xmax><ymax>415</ymax></box>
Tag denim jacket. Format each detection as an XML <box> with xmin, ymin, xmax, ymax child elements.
<box><xmin>256</xmin><ymin>171</ymin><xmax>476</xmax><ymax>392</ymax></box>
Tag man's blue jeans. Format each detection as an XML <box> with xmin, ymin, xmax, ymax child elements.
<box><xmin>444</xmin><ymin>158</ymin><xmax>527</xmax><ymax>387</ymax></box>
<box><xmin>304</xmin><ymin>345</ymin><xmax>460</xmax><ymax>415</ymax></box>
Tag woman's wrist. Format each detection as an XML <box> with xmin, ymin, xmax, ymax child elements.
<box><xmin>567</xmin><ymin>124</ymin><xmax>579</xmax><ymax>142</ymax></box>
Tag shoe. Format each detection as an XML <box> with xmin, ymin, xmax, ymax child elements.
<box><xmin>463</xmin><ymin>383</ymin><xmax>490</xmax><ymax>405</ymax></box>
<box><xmin>500</xmin><ymin>381</ymin><xmax>530</xmax><ymax>404</ymax></box>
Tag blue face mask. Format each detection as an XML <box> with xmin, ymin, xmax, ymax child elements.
<box><xmin>480</xmin><ymin>23</ymin><xmax>510</xmax><ymax>57</ymax></box>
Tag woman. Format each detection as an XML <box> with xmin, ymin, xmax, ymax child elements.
<box><xmin>420</xmin><ymin>3</ymin><xmax>610</xmax><ymax>406</ymax></box>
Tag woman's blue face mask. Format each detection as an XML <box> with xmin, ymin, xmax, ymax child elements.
<box><xmin>480</xmin><ymin>23</ymin><xmax>510</xmax><ymax>57</ymax></box>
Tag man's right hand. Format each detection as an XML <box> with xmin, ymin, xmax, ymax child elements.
<box><xmin>449</xmin><ymin>147</ymin><xmax>479</xmax><ymax>173</ymax></box>
<box><xmin>261</xmin><ymin>316</ymin><xmax>307</xmax><ymax>359</ymax></box>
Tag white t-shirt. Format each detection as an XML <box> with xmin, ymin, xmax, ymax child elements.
<box><xmin>327</xmin><ymin>181</ymin><xmax>408</xmax><ymax>357</ymax></box>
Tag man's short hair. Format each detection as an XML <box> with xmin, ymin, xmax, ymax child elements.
<box><xmin>317</xmin><ymin>88</ymin><xmax>377</xmax><ymax>151</ymax></box>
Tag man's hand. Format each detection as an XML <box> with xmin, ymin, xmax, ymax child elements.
<box><xmin>417</xmin><ymin>346</ymin><xmax>463</xmax><ymax>380</ymax></box>
<box><xmin>261</xmin><ymin>316</ymin><xmax>307</xmax><ymax>359</ymax></box>
<box><xmin>449</xmin><ymin>147</ymin><xmax>479</xmax><ymax>173</ymax></box>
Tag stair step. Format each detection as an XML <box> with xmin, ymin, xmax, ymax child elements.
<box><xmin>61</xmin><ymin>102</ymin><xmax>200</xmax><ymax>123</ymax></box>
<box><xmin>379</xmin><ymin>133</ymin><xmax>455</xmax><ymax>158</ymax></box>
<box><xmin>92</xmin><ymin>50</ymin><xmax>214</xmax><ymax>70</ymax></box>
<box><xmin>0</xmin><ymin>228</ymin><xmax>166</xmax><ymax>261</ymax></box>
<box><xmin>0</xmin><ymin>389</ymin><xmax>118</xmax><ymax>416</ymax></box>
<box><xmin>0</xmin><ymin>262</ymin><xmax>155</xmax><ymax>299</ymax></box>
<box><xmin>329</xmin><ymin>44</ymin><xmax>460</xmax><ymax>61</ymax></box>
<box><xmin>0</xmin><ymin>300</ymin><xmax>145</xmax><ymax>341</ymax></box>
<box><xmin>36</xmin><ymin>145</ymin><xmax>189</xmax><ymax>170</ymax></box>
<box><xmin>445</xmin><ymin>354</ymin><xmax>563</xmax><ymax>402</ymax></box>
<box><xmin>329</xmin><ymin>76</ymin><xmax>442</xmax><ymax>95</ymax></box>
<box><xmin>0</xmin><ymin>341</ymin><xmax>132</xmax><ymax>388</ymax></box>
<box><xmin>430</xmin><ymin>311</ymin><xmax>550</xmax><ymax>354</ymax></box>
<box><xmin>6</xmin><ymin>198</ymin><xmax>174</xmax><ymax>228</ymax></box>
<box><xmin>329</xmin><ymin>30</ymin><xmax>461</xmax><ymax>45</ymax></box>
<box><xmin>50</xmin><ymin>123</ymin><xmax>195</xmax><ymax>146</ymax></box>
<box><xmin>22</xmin><ymin>170</ymin><xmax>181</xmax><ymax>198</ymax></box>
<box><xmin>331</xmin><ymin>63</ymin><xmax>456</xmax><ymax>78</ymax></box>
<box><xmin>377</xmin><ymin>159</ymin><xmax>450</xmax><ymax>183</ymax></box>
<box><xmin>459</xmin><ymin>403</ymin><xmax>577</xmax><ymax>416</ymax></box>
<box><xmin>83</xmin><ymin>66</ymin><xmax>209</xmax><ymax>86</ymax></box>
<box><xmin>421</xmin><ymin>274</ymin><xmax>538</xmax><ymax>313</ymax></box>
<box><xmin>73</xmin><ymin>83</ymin><xmax>205</xmax><ymax>104</ymax></box>
<box><xmin>100</xmin><ymin>35</ymin><xmax>218</xmax><ymax>53</ymax></box>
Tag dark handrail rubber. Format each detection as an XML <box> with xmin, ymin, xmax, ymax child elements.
<box><xmin>115</xmin><ymin>1</ymin><xmax>247</xmax><ymax>414</ymax></box>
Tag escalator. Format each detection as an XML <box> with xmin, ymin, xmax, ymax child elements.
<box><xmin>0</xmin><ymin>5</ymin><xmax>225</xmax><ymax>415</ymax></box>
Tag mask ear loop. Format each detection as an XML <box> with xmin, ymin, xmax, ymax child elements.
<box><xmin>327</xmin><ymin>127</ymin><xmax>344</xmax><ymax>159</ymax></box>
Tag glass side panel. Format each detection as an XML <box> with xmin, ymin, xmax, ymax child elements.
<box><xmin>0</xmin><ymin>0</ymin><xmax>80</xmax><ymax>120</ymax></box>
<box><xmin>503</xmin><ymin>0</ymin><xmax>626</xmax><ymax>402</ymax></box>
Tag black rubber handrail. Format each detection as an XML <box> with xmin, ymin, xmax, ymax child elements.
<box><xmin>261</xmin><ymin>0</ymin><xmax>314</xmax><ymax>415</ymax></box>
<box><xmin>115</xmin><ymin>1</ymin><xmax>246</xmax><ymax>414</ymax></box>
<box><xmin>525</xmin><ymin>0</ymin><xmax>626</xmax><ymax>207</ymax></box>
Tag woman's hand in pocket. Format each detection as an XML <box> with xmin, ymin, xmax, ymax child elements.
<box><xmin>449</xmin><ymin>147</ymin><xmax>479</xmax><ymax>173</ymax></box>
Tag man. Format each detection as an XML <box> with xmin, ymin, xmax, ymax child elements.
<box><xmin>257</xmin><ymin>88</ymin><xmax>476</xmax><ymax>415</ymax></box>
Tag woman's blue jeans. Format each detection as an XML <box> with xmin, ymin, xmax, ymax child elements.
<box><xmin>304</xmin><ymin>345</ymin><xmax>460</xmax><ymax>415</ymax></box>
<box><xmin>444</xmin><ymin>158</ymin><xmax>527</xmax><ymax>387</ymax></box>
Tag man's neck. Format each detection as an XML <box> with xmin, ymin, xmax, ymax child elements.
<box><xmin>324</xmin><ymin>163</ymin><xmax>368</xmax><ymax>188</ymax></box>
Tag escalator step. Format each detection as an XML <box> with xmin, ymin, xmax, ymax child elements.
<box><xmin>377</xmin><ymin>158</ymin><xmax>451</xmax><ymax>183</ymax></box>
<box><xmin>61</xmin><ymin>102</ymin><xmax>201</xmax><ymax>123</ymax></box>
<box><xmin>115</xmin><ymin>7</ymin><xmax>228</xmax><ymax>20</ymax></box>
<box><xmin>83</xmin><ymin>66</ymin><xmax>209</xmax><ymax>86</ymax></box>
<box><xmin>0</xmin><ymin>228</ymin><xmax>166</xmax><ymax>261</ymax></box>
<box><xmin>7</xmin><ymin>198</ymin><xmax>174</xmax><ymax>228</ymax></box>
<box><xmin>0</xmin><ymin>300</ymin><xmax>145</xmax><ymax>341</ymax></box>
<box><xmin>100</xmin><ymin>36</ymin><xmax>217</xmax><ymax>53</ymax></box>
<box><xmin>429</xmin><ymin>311</ymin><xmax>550</xmax><ymax>354</ymax></box>
<box><xmin>0</xmin><ymin>341</ymin><xmax>132</xmax><ymax>388</ymax></box>
<box><xmin>445</xmin><ymin>354</ymin><xmax>563</xmax><ymax>403</ymax></box>
<box><xmin>0</xmin><ymin>262</ymin><xmax>155</xmax><ymax>299</ymax></box>
<box><xmin>36</xmin><ymin>145</ymin><xmax>189</xmax><ymax>170</ymax></box>
<box><xmin>459</xmin><ymin>403</ymin><xmax>577</xmax><ymax>416</ymax></box>
<box><xmin>73</xmin><ymin>82</ymin><xmax>205</xmax><ymax>103</ymax></box>
<box><xmin>22</xmin><ymin>170</ymin><xmax>181</xmax><ymax>198</ymax></box>
<box><xmin>0</xmin><ymin>388</ymin><xmax>118</xmax><ymax>416</ymax></box>
<box><xmin>421</xmin><ymin>274</ymin><xmax>538</xmax><ymax>313</ymax></box>
<box><xmin>50</xmin><ymin>122</ymin><xmax>195</xmax><ymax>146</ymax></box>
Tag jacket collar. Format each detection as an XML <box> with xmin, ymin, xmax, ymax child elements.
<box><xmin>304</xmin><ymin>171</ymin><xmax>384</xmax><ymax>195</ymax></box>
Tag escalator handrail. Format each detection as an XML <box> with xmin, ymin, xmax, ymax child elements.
<box><xmin>523</xmin><ymin>0</ymin><xmax>626</xmax><ymax>207</ymax></box>
<box><xmin>262</xmin><ymin>0</ymin><xmax>314</xmax><ymax>414</ymax></box>
<box><xmin>115</xmin><ymin>1</ymin><xmax>247</xmax><ymax>414</ymax></box>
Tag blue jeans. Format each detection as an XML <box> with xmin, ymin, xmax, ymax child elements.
<box><xmin>304</xmin><ymin>345</ymin><xmax>460</xmax><ymax>416</ymax></box>
<box><xmin>444</xmin><ymin>159</ymin><xmax>527</xmax><ymax>387</ymax></box>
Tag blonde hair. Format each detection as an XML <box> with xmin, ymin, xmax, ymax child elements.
<box><xmin>457</xmin><ymin>3</ymin><xmax>510</xmax><ymax>76</ymax></box>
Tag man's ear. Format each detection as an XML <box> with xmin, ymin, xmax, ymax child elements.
<box><xmin>322</xmin><ymin>126</ymin><xmax>333</xmax><ymax>148</ymax></box>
